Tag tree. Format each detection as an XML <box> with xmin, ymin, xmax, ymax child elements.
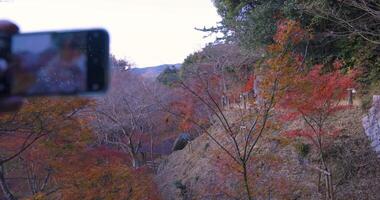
<box><xmin>205</xmin><ymin>149</ymin><xmax>295</xmax><ymax>199</ymax></box>
<box><xmin>209</xmin><ymin>0</ymin><xmax>379</xmax><ymax>85</ymax></box>
<box><xmin>95</xmin><ymin>71</ymin><xmax>151</xmax><ymax>168</ymax></box>
<box><xmin>109</xmin><ymin>55</ymin><xmax>132</xmax><ymax>70</ymax></box>
<box><xmin>279</xmin><ymin>59</ymin><xmax>358</xmax><ymax>200</ymax></box>
<box><xmin>209</xmin><ymin>0</ymin><xmax>300</xmax><ymax>49</ymax></box>
<box><xmin>300</xmin><ymin>0</ymin><xmax>380</xmax><ymax>45</ymax></box>
<box><xmin>0</xmin><ymin>96</ymin><xmax>162</xmax><ymax>200</ymax></box>
<box><xmin>162</xmin><ymin>30</ymin><xmax>304</xmax><ymax>199</ymax></box>
<box><xmin>54</xmin><ymin>148</ymin><xmax>160</xmax><ymax>200</ymax></box>
<box><xmin>0</xmin><ymin>97</ymin><xmax>92</xmax><ymax>199</ymax></box>
<box><xmin>297</xmin><ymin>0</ymin><xmax>380</xmax><ymax>84</ymax></box>
<box><xmin>180</xmin><ymin>43</ymin><xmax>258</xmax><ymax>106</ymax></box>
<box><xmin>263</xmin><ymin>19</ymin><xmax>361</xmax><ymax>199</ymax></box>
<box><xmin>157</xmin><ymin>66</ymin><xmax>180</xmax><ymax>87</ymax></box>
<box><xmin>93</xmin><ymin>65</ymin><xmax>173</xmax><ymax>168</ymax></box>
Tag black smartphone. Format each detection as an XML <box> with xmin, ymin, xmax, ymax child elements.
<box><xmin>0</xmin><ymin>29</ymin><xmax>109</xmax><ymax>97</ymax></box>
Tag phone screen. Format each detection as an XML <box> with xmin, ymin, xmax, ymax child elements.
<box><xmin>10</xmin><ymin>32</ymin><xmax>88</xmax><ymax>95</ymax></box>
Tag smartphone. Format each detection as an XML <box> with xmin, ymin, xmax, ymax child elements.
<box><xmin>0</xmin><ymin>29</ymin><xmax>109</xmax><ymax>97</ymax></box>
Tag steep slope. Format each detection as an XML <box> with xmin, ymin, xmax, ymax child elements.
<box><xmin>154</xmin><ymin>107</ymin><xmax>380</xmax><ymax>200</ymax></box>
<box><xmin>154</xmin><ymin>110</ymin><xmax>317</xmax><ymax>200</ymax></box>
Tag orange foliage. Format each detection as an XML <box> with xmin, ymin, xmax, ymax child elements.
<box><xmin>271</xmin><ymin>19</ymin><xmax>360</xmax><ymax>199</ymax></box>
<box><xmin>199</xmin><ymin>18</ymin><xmax>316</xmax><ymax>199</ymax></box>
<box><xmin>279</xmin><ymin>60</ymin><xmax>358</xmax><ymax>145</ymax></box>
<box><xmin>54</xmin><ymin>148</ymin><xmax>160</xmax><ymax>200</ymax></box>
<box><xmin>0</xmin><ymin>97</ymin><xmax>161</xmax><ymax>200</ymax></box>
<box><xmin>243</xmin><ymin>75</ymin><xmax>255</xmax><ymax>93</ymax></box>
<box><xmin>273</xmin><ymin>19</ymin><xmax>309</xmax><ymax>46</ymax></box>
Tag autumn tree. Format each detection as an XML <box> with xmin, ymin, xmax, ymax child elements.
<box><xmin>0</xmin><ymin>95</ymin><xmax>162</xmax><ymax>200</ymax></box>
<box><xmin>262</xmin><ymin>17</ymin><xmax>360</xmax><ymax>200</ymax></box>
<box><xmin>181</xmin><ymin>43</ymin><xmax>258</xmax><ymax>107</ymax></box>
<box><xmin>163</xmin><ymin>44</ymin><xmax>257</xmax><ymax>138</ymax></box>
<box><xmin>54</xmin><ymin>147</ymin><xmax>160</xmax><ymax>200</ymax></box>
<box><xmin>279</xmin><ymin>60</ymin><xmax>358</xmax><ymax>200</ymax></box>
<box><xmin>209</xmin><ymin>0</ymin><xmax>379</xmax><ymax>86</ymax></box>
<box><xmin>162</xmin><ymin>29</ymin><xmax>307</xmax><ymax>199</ymax></box>
<box><xmin>94</xmin><ymin>65</ymin><xmax>169</xmax><ymax>168</ymax></box>
<box><xmin>0</xmin><ymin>97</ymin><xmax>91</xmax><ymax>199</ymax></box>
<box><xmin>173</xmin><ymin>53</ymin><xmax>279</xmax><ymax>200</ymax></box>
<box><xmin>164</xmin><ymin>17</ymin><xmax>327</xmax><ymax>199</ymax></box>
<box><xmin>297</xmin><ymin>0</ymin><xmax>380</xmax><ymax>84</ymax></box>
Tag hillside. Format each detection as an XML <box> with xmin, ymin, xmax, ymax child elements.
<box><xmin>130</xmin><ymin>64</ymin><xmax>182</xmax><ymax>79</ymax></box>
<box><xmin>154</xmin><ymin>106</ymin><xmax>380</xmax><ymax>200</ymax></box>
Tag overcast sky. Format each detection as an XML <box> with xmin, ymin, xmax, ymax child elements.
<box><xmin>0</xmin><ymin>0</ymin><xmax>221</xmax><ymax>67</ymax></box>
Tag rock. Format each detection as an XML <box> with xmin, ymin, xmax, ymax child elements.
<box><xmin>362</xmin><ymin>95</ymin><xmax>380</xmax><ymax>157</ymax></box>
<box><xmin>172</xmin><ymin>133</ymin><xmax>192</xmax><ymax>152</ymax></box>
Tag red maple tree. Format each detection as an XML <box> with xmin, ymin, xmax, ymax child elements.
<box><xmin>279</xmin><ymin>60</ymin><xmax>359</xmax><ymax>200</ymax></box>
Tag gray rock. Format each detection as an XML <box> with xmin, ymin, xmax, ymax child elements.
<box><xmin>362</xmin><ymin>95</ymin><xmax>380</xmax><ymax>157</ymax></box>
<box><xmin>172</xmin><ymin>133</ymin><xmax>192</xmax><ymax>152</ymax></box>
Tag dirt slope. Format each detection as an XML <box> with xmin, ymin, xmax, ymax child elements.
<box><xmin>154</xmin><ymin>107</ymin><xmax>380</xmax><ymax>200</ymax></box>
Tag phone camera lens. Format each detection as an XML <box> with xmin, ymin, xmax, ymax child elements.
<box><xmin>92</xmin><ymin>84</ymin><xmax>100</xmax><ymax>91</ymax></box>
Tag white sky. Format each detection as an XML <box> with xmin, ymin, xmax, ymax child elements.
<box><xmin>0</xmin><ymin>0</ymin><xmax>221</xmax><ymax>67</ymax></box>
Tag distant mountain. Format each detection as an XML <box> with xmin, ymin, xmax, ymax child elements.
<box><xmin>130</xmin><ymin>64</ymin><xmax>182</xmax><ymax>79</ymax></box>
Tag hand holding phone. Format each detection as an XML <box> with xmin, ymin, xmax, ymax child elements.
<box><xmin>0</xmin><ymin>28</ymin><xmax>109</xmax><ymax>97</ymax></box>
<box><xmin>0</xmin><ymin>20</ymin><xmax>22</xmax><ymax>112</ymax></box>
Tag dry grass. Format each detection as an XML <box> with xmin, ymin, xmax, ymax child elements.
<box><xmin>154</xmin><ymin>104</ymin><xmax>380</xmax><ymax>200</ymax></box>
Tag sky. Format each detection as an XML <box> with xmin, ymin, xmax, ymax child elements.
<box><xmin>0</xmin><ymin>0</ymin><xmax>221</xmax><ymax>67</ymax></box>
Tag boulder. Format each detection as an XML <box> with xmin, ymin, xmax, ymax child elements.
<box><xmin>362</xmin><ymin>95</ymin><xmax>380</xmax><ymax>157</ymax></box>
<box><xmin>172</xmin><ymin>133</ymin><xmax>192</xmax><ymax>152</ymax></box>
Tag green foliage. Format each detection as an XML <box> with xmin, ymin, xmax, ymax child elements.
<box><xmin>109</xmin><ymin>54</ymin><xmax>131</xmax><ymax>70</ymax></box>
<box><xmin>305</xmin><ymin>34</ymin><xmax>380</xmax><ymax>85</ymax></box>
<box><xmin>296</xmin><ymin>0</ymin><xmax>380</xmax><ymax>84</ymax></box>
<box><xmin>211</xmin><ymin>0</ymin><xmax>379</xmax><ymax>87</ymax></box>
<box><xmin>360</xmin><ymin>81</ymin><xmax>380</xmax><ymax>111</ymax></box>
<box><xmin>157</xmin><ymin>66</ymin><xmax>180</xmax><ymax>87</ymax></box>
<box><xmin>236</xmin><ymin>1</ymin><xmax>280</xmax><ymax>48</ymax></box>
<box><xmin>212</xmin><ymin>0</ymin><xmax>300</xmax><ymax>49</ymax></box>
<box><xmin>295</xmin><ymin>142</ymin><xmax>311</xmax><ymax>158</ymax></box>
<box><xmin>180</xmin><ymin>51</ymin><xmax>205</xmax><ymax>80</ymax></box>
<box><xmin>356</xmin><ymin>47</ymin><xmax>380</xmax><ymax>85</ymax></box>
<box><xmin>183</xmin><ymin>51</ymin><xmax>205</xmax><ymax>66</ymax></box>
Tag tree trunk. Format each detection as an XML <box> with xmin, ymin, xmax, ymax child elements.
<box><xmin>321</xmin><ymin>160</ymin><xmax>333</xmax><ymax>200</ymax></box>
<box><xmin>348</xmin><ymin>89</ymin><xmax>353</xmax><ymax>105</ymax></box>
<box><xmin>242</xmin><ymin>163</ymin><xmax>253</xmax><ymax>200</ymax></box>
<box><xmin>326</xmin><ymin>173</ymin><xmax>334</xmax><ymax>200</ymax></box>
<box><xmin>150</xmin><ymin>133</ymin><xmax>153</xmax><ymax>161</ymax></box>
<box><xmin>130</xmin><ymin>151</ymin><xmax>140</xmax><ymax>169</ymax></box>
<box><xmin>0</xmin><ymin>165</ymin><xmax>17</xmax><ymax>200</ymax></box>
<box><xmin>317</xmin><ymin>172</ymin><xmax>321</xmax><ymax>192</ymax></box>
<box><xmin>329</xmin><ymin>174</ymin><xmax>334</xmax><ymax>200</ymax></box>
<box><xmin>319</xmin><ymin>139</ymin><xmax>334</xmax><ymax>200</ymax></box>
<box><xmin>325</xmin><ymin>174</ymin><xmax>329</xmax><ymax>200</ymax></box>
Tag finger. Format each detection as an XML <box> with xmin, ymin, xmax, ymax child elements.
<box><xmin>0</xmin><ymin>20</ymin><xmax>22</xmax><ymax>113</ymax></box>
<box><xmin>0</xmin><ymin>20</ymin><xmax>19</xmax><ymax>34</ymax></box>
